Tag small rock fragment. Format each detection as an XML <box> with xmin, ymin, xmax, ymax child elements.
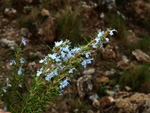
<box><xmin>132</xmin><ymin>49</ymin><xmax>150</xmax><ymax>63</ymax></box>
<box><xmin>96</xmin><ymin>76</ymin><xmax>109</xmax><ymax>84</ymax></box>
<box><xmin>83</xmin><ymin>68</ymin><xmax>95</xmax><ymax>75</ymax></box>
<box><xmin>41</xmin><ymin>8</ymin><xmax>50</xmax><ymax>17</ymax></box>
<box><xmin>93</xmin><ymin>99</ymin><xmax>100</xmax><ymax>108</ymax></box>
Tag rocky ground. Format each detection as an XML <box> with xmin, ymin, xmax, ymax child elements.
<box><xmin>1</xmin><ymin>0</ymin><xmax>150</xmax><ymax>113</ymax></box>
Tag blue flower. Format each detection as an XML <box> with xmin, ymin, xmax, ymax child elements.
<box><xmin>61</xmin><ymin>51</ymin><xmax>66</xmax><ymax>58</ymax></box>
<box><xmin>2</xmin><ymin>87</ymin><xmax>6</xmax><ymax>93</ymax></box>
<box><xmin>18</xmin><ymin>68</ymin><xmax>22</xmax><ymax>75</ymax></box>
<box><xmin>45</xmin><ymin>72</ymin><xmax>54</xmax><ymax>80</ymax></box>
<box><xmin>36</xmin><ymin>68</ymin><xmax>43</xmax><ymax>76</ymax></box>
<box><xmin>85</xmin><ymin>52</ymin><xmax>91</xmax><ymax>58</ymax></box>
<box><xmin>20</xmin><ymin>57</ymin><xmax>25</xmax><ymax>63</ymax></box>
<box><xmin>22</xmin><ymin>38</ymin><xmax>27</xmax><ymax>46</ymax></box>
<box><xmin>59</xmin><ymin>77</ymin><xmax>70</xmax><ymax>89</ymax></box>
<box><xmin>62</xmin><ymin>45</ymin><xmax>70</xmax><ymax>52</ymax></box>
<box><xmin>10</xmin><ymin>60</ymin><xmax>16</xmax><ymax>65</ymax></box>
<box><xmin>55</xmin><ymin>40</ymin><xmax>63</xmax><ymax>47</ymax></box>
<box><xmin>98</xmin><ymin>32</ymin><xmax>102</xmax><ymax>38</ymax></box>
<box><xmin>19</xmin><ymin>83</ymin><xmax>22</xmax><ymax>88</ymax></box>
<box><xmin>69</xmin><ymin>67</ymin><xmax>76</xmax><ymax>73</ymax></box>
<box><xmin>91</xmin><ymin>43</ymin><xmax>97</xmax><ymax>48</ymax></box>
<box><xmin>48</xmin><ymin>53</ymin><xmax>57</xmax><ymax>60</ymax></box>
<box><xmin>105</xmin><ymin>38</ymin><xmax>109</xmax><ymax>42</ymax></box>
<box><xmin>67</xmin><ymin>52</ymin><xmax>72</xmax><ymax>59</ymax></box>
<box><xmin>39</xmin><ymin>57</ymin><xmax>47</xmax><ymax>63</ymax></box>
<box><xmin>110</xmin><ymin>29</ymin><xmax>117</xmax><ymax>36</ymax></box>
<box><xmin>81</xmin><ymin>60</ymin><xmax>87</xmax><ymax>68</ymax></box>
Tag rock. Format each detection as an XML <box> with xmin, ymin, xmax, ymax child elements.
<box><xmin>101</xmin><ymin>46</ymin><xmax>116</xmax><ymax>60</ymax></box>
<box><xmin>83</xmin><ymin>68</ymin><xmax>95</xmax><ymax>75</ymax></box>
<box><xmin>106</xmin><ymin>90</ymin><xmax>115</xmax><ymax>97</ymax></box>
<box><xmin>25</xmin><ymin>0</ymin><xmax>33</xmax><ymax>3</ymax></box>
<box><xmin>4</xmin><ymin>8</ymin><xmax>17</xmax><ymax>19</ymax></box>
<box><xmin>93</xmin><ymin>99</ymin><xmax>100</xmax><ymax>108</ymax></box>
<box><xmin>117</xmin><ymin>55</ymin><xmax>130</xmax><ymax>68</ymax></box>
<box><xmin>142</xmin><ymin>108</ymin><xmax>150</xmax><ymax>113</ymax></box>
<box><xmin>89</xmin><ymin>93</ymin><xmax>99</xmax><ymax>101</ymax></box>
<box><xmin>115</xmin><ymin>93</ymin><xmax>150</xmax><ymax>113</ymax></box>
<box><xmin>0</xmin><ymin>109</ymin><xmax>11</xmax><ymax>113</ymax></box>
<box><xmin>77</xmin><ymin>75</ymin><xmax>93</xmax><ymax>97</ymax></box>
<box><xmin>0</xmin><ymin>38</ymin><xmax>17</xmax><ymax>50</ymax></box>
<box><xmin>100</xmin><ymin>96</ymin><xmax>115</xmax><ymax>108</ymax></box>
<box><xmin>96</xmin><ymin>76</ymin><xmax>109</xmax><ymax>84</ymax></box>
<box><xmin>41</xmin><ymin>8</ymin><xmax>50</xmax><ymax>17</ymax></box>
<box><xmin>126</xmin><ymin>31</ymin><xmax>140</xmax><ymax>43</ymax></box>
<box><xmin>125</xmin><ymin>86</ymin><xmax>131</xmax><ymax>91</ymax></box>
<box><xmin>132</xmin><ymin>49</ymin><xmax>150</xmax><ymax>63</ymax></box>
<box><xmin>39</xmin><ymin>16</ymin><xmax>55</xmax><ymax>43</ymax></box>
<box><xmin>104</xmin><ymin>68</ymin><xmax>116</xmax><ymax>76</ymax></box>
<box><xmin>87</xmin><ymin>110</ymin><xmax>94</xmax><ymax>113</ymax></box>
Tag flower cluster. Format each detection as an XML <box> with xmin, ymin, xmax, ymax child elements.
<box><xmin>37</xmin><ymin>29</ymin><xmax>117</xmax><ymax>90</ymax></box>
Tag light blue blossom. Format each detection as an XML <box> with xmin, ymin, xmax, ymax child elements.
<box><xmin>59</xmin><ymin>77</ymin><xmax>70</xmax><ymax>89</ymax></box>
<box><xmin>39</xmin><ymin>57</ymin><xmax>47</xmax><ymax>63</ymax></box>
<box><xmin>61</xmin><ymin>51</ymin><xmax>66</xmax><ymax>58</ymax></box>
<box><xmin>4</xmin><ymin>106</ymin><xmax>7</xmax><ymax>112</ymax></box>
<box><xmin>62</xmin><ymin>45</ymin><xmax>70</xmax><ymax>52</ymax></box>
<box><xmin>19</xmin><ymin>83</ymin><xmax>22</xmax><ymax>88</ymax></box>
<box><xmin>20</xmin><ymin>57</ymin><xmax>25</xmax><ymax>63</ymax></box>
<box><xmin>67</xmin><ymin>52</ymin><xmax>72</xmax><ymax>59</ymax></box>
<box><xmin>95</xmin><ymin>38</ymin><xmax>100</xmax><ymax>44</ymax></box>
<box><xmin>22</xmin><ymin>38</ymin><xmax>27</xmax><ymax>46</ymax></box>
<box><xmin>91</xmin><ymin>43</ymin><xmax>97</xmax><ymax>48</ymax></box>
<box><xmin>10</xmin><ymin>60</ymin><xmax>16</xmax><ymax>65</ymax></box>
<box><xmin>55</xmin><ymin>40</ymin><xmax>63</xmax><ymax>47</ymax></box>
<box><xmin>55</xmin><ymin>56</ymin><xmax>61</xmax><ymax>62</ymax></box>
<box><xmin>69</xmin><ymin>67</ymin><xmax>76</xmax><ymax>73</ymax></box>
<box><xmin>81</xmin><ymin>60</ymin><xmax>87</xmax><ymax>68</ymax></box>
<box><xmin>98</xmin><ymin>32</ymin><xmax>103</xmax><ymax>38</ymax></box>
<box><xmin>85</xmin><ymin>52</ymin><xmax>91</xmax><ymax>58</ymax></box>
<box><xmin>6</xmin><ymin>78</ymin><xmax>12</xmax><ymax>87</ymax></box>
<box><xmin>18</xmin><ymin>68</ymin><xmax>22</xmax><ymax>75</ymax></box>
<box><xmin>36</xmin><ymin>68</ymin><xmax>43</xmax><ymax>76</ymax></box>
<box><xmin>48</xmin><ymin>53</ymin><xmax>57</xmax><ymax>60</ymax></box>
<box><xmin>45</xmin><ymin>72</ymin><xmax>54</xmax><ymax>80</ymax></box>
<box><xmin>86</xmin><ymin>58</ymin><xmax>94</xmax><ymax>64</ymax></box>
<box><xmin>2</xmin><ymin>87</ymin><xmax>6</xmax><ymax>93</ymax></box>
<box><xmin>110</xmin><ymin>29</ymin><xmax>117</xmax><ymax>36</ymax></box>
<box><xmin>105</xmin><ymin>38</ymin><xmax>109</xmax><ymax>42</ymax></box>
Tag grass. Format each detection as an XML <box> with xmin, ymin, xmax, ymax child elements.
<box><xmin>120</xmin><ymin>64</ymin><xmax>150</xmax><ymax>93</ymax></box>
<box><xmin>106</xmin><ymin>12</ymin><xmax>127</xmax><ymax>40</ymax></box>
<box><xmin>55</xmin><ymin>7</ymin><xmax>86</xmax><ymax>45</ymax></box>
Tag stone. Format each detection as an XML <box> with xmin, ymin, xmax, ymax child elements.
<box><xmin>4</xmin><ymin>8</ymin><xmax>17</xmax><ymax>19</ymax></box>
<box><xmin>125</xmin><ymin>86</ymin><xmax>131</xmax><ymax>91</ymax></box>
<box><xmin>89</xmin><ymin>93</ymin><xmax>99</xmax><ymax>101</ymax></box>
<box><xmin>77</xmin><ymin>75</ymin><xmax>93</xmax><ymax>97</ymax></box>
<box><xmin>115</xmin><ymin>93</ymin><xmax>150</xmax><ymax>113</ymax></box>
<box><xmin>41</xmin><ymin>8</ymin><xmax>50</xmax><ymax>17</ymax></box>
<box><xmin>101</xmin><ymin>46</ymin><xmax>116</xmax><ymax>60</ymax></box>
<box><xmin>104</xmin><ymin>68</ymin><xmax>116</xmax><ymax>76</ymax></box>
<box><xmin>132</xmin><ymin>49</ymin><xmax>150</xmax><ymax>63</ymax></box>
<box><xmin>87</xmin><ymin>110</ymin><xmax>94</xmax><ymax>113</ymax></box>
<box><xmin>96</xmin><ymin>76</ymin><xmax>109</xmax><ymax>84</ymax></box>
<box><xmin>0</xmin><ymin>38</ymin><xmax>17</xmax><ymax>50</ymax></box>
<box><xmin>40</xmin><ymin>16</ymin><xmax>56</xmax><ymax>43</ymax></box>
<box><xmin>100</xmin><ymin>96</ymin><xmax>115</xmax><ymax>108</ymax></box>
<box><xmin>93</xmin><ymin>99</ymin><xmax>100</xmax><ymax>108</ymax></box>
<box><xmin>83</xmin><ymin>68</ymin><xmax>95</xmax><ymax>75</ymax></box>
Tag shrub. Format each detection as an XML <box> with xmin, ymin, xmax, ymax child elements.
<box><xmin>120</xmin><ymin>64</ymin><xmax>150</xmax><ymax>93</ymax></box>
